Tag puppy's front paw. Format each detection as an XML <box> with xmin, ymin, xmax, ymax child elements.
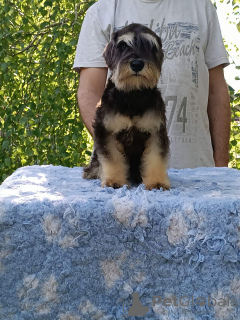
<box><xmin>144</xmin><ymin>182</ymin><xmax>170</xmax><ymax>191</ymax></box>
<box><xmin>101</xmin><ymin>179</ymin><xmax>129</xmax><ymax>189</ymax></box>
<box><xmin>143</xmin><ymin>171</ymin><xmax>171</xmax><ymax>191</ymax></box>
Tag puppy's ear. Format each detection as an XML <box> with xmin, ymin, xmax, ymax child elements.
<box><xmin>156</xmin><ymin>35</ymin><xmax>164</xmax><ymax>65</ymax></box>
<box><xmin>156</xmin><ymin>35</ymin><xmax>162</xmax><ymax>49</ymax></box>
<box><xmin>103</xmin><ymin>31</ymin><xmax>119</xmax><ymax>70</ymax></box>
<box><xmin>103</xmin><ymin>39</ymin><xmax>115</xmax><ymax>69</ymax></box>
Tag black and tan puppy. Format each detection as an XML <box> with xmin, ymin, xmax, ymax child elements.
<box><xmin>83</xmin><ymin>23</ymin><xmax>170</xmax><ymax>190</ymax></box>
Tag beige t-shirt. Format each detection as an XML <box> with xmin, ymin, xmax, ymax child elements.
<box><xmin>73</xmin><ymin>0</ymin><xmax>229</xmax><ymax>169</ymax></box>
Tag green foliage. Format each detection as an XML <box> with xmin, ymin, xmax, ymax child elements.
<box><xmin>231</xmin><ymin>0</ymin><xmax>240</xmax><ymax>31</ymax></box>
<box><xmin>229</xmin><ymin>87</ymin><xmax>240</xmax><ymax>169</ymax></box>
<box><xmin>213</xmin><ymin>0</ymin><xmax>240</xmax><ymax>169</ymax></box>
<box><xmin>0</xmin><ymin>0</ymin><xmax>96</xmax><ymax>182</ymax></box>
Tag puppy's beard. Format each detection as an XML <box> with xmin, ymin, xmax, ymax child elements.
<box><xmin>111</xmin><ymin>61</ymin><xmax>160</xmax><ymax>92</ymax></box>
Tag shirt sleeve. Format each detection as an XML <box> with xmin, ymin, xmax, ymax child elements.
<box><xmin>205</xmin><ymin>10</ymin><xmax>230</xmax><ymax>70</ymax></box>
<box><xmin>73</xmin><ymin>10</ymin><xmax>110</xmax><ymax>73</ymax></box>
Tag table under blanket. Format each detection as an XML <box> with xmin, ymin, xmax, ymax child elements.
<box><xmin>0</xmin><ymin>165</ymin><xmax>240</xmax><ymax>320</ymax></box>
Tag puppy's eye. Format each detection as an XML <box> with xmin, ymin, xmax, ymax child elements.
<box><xmin>117</xmin><ymin>41</ymin><xmax>128</xmax><ymax>51</ymax></box>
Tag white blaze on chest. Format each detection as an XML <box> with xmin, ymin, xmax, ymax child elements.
<box><xmin>103</xmin><ymin>110</ymin><xmax>163</xmax><ymax>133</ymax></box>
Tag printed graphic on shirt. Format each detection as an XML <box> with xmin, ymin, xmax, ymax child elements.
<box><xmin>115</xmin><ymin>18</ymin><xmax>200</xmax><ymax>89</ymax></box>
<box><xmin>152</xmin><ymin>19</ymin><xmax>200</xmax><ymax>138</ymax></box>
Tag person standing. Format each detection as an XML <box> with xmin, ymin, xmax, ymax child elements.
<box><xmin>73</xmin><ymin>0</ymin><xmax>231</xmax><ymax>169</ymax></box>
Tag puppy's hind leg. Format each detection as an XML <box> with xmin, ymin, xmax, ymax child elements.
<box><xmin>82</xmin><ymin>145</ymin><xmax>100</xmax><ymax>179</ymax></box>
<box><xmin>99</xmin><ymin>137</ymin><xmax>129</xmax><ymax>188</ymax></box>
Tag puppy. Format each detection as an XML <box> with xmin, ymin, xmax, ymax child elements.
<box><xmin>83</xmin><ymin>23</ymin><xmax>170</xmax><ymax>190</ymax></box>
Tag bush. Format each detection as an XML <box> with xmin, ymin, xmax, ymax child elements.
<box><xmin>229</xmin><ymin>87</ymin><xmax>240</xmax><ymax>169</ymax></box>
<box><xmin>0</xmin><ymin>0</ymin><xmax>96</xmax><ymax>182</ymax></box>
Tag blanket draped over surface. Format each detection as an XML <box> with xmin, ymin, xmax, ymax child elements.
<box><xmin>0</xmin><ymin>165</ymin><xmax>240</xmax><ymax>320</ymax></box>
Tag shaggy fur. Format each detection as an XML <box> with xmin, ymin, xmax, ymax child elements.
<box><xmin>83</xmin><ymin>23</ymin><xmax>170</xmax><ymax>190</ymax></box>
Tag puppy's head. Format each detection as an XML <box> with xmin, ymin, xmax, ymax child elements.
<box><xmin>103</xmin><ymin>23</ymin><xmax>164</xmax><ymax>92</ymax></box>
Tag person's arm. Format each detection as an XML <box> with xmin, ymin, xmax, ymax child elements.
<box><xmin>207</xmin><ymin>64</ymin><xmax>231</xmax><ymax>167</ymax></box>
<box><xmin>77</xmin><ymin>67</ymin><xmax>108</xmax><ymax>137</ymax></box>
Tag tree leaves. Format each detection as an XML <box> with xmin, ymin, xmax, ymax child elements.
<box><xmin>0</xmin><ymin>0</ymin><xmax>95</xmax><ymax>182</ymax></box>
<box><xmin>237</xmin><ymin>22</ymin><xmax>240</xmax><ymax>32</ymax></box>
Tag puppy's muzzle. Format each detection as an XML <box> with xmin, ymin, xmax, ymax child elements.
<box><xmin>130</xmin><ymin>59</ymin><xmax>144</xmax><ymax>73</ymax></box>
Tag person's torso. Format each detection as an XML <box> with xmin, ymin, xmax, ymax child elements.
<box><xmin>89</xmin><ymin>0</ymin><xmax>215</xmax><ymax>168</ymax></box>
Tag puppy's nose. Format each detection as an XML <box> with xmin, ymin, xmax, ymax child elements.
<box><xmin>130</xmin><ymin>60</ymin><xmax>144</xmax><ymax>72</ymax></box>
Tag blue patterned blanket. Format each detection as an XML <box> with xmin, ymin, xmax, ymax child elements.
<box><xmin>0</xmin><ymin>165</ymin><xmax>240</xmax><ymax>320</ymax></box>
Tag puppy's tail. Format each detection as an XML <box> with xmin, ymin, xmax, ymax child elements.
<box><xmin>82</xmin><ymin>147</ymin><xmax>100</xmax><ymax>180</ymax></box>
